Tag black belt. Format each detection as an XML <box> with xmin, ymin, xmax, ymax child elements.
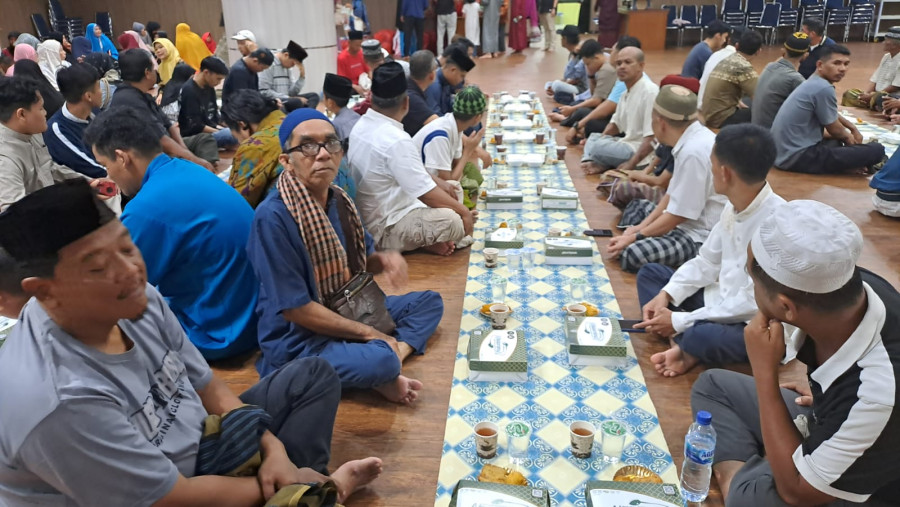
<box><xmin>876</xmin><ymin>190</ymin><xmax>900</xmax><ymax>202</ymax></box>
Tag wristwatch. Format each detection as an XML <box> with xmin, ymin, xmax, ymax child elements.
<box><xmin>635</xmin><ymin>232</ymin><xmax>646</xmax><ymax>241</ymax></box>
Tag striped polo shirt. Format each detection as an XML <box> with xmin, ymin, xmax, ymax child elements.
<box><xmin>789</xmin><ymin>269</ymin><xmax>900</xmax><ymax>503</ymax></box>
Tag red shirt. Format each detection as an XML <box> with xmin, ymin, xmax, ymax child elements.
<box><xmin>337</xmin><ymin>48</ymin><xmax>369</xmax><ymax>85</ymax></box>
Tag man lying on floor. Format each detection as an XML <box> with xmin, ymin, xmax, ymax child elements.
<box><xmin>247</xmin><ymin>108</ymin><xmax>444</xmax><ymax>405</ymax></box>
<box><xmin>0</xmin><ymin>179</ymin><xmax>381</xmax><ymax>505</ymax></box>
<box><xmin>692</xmin><ymin>200</ymin><xmax>900</xmax><ymax>507</ymax></box>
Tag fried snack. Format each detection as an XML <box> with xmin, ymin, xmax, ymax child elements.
<box><xmin>478</xmin><ymin>464</ymin><xmax>528</xmax><ymax>486</ymax></box>
<box><xmin>613</xmin><ymin>465</ymin><xmax>663</xmax><ymax>484</ymax></box>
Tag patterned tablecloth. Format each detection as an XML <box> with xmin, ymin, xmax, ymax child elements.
<box><xmin>434</xmin><ymin>96</ymin><xmax>678</xmax><ymax>507</ymax></box>
<box><xmin>842</xmin><ymin>110</ymin><xmax>898</xmax><ymax>158</ymax></box>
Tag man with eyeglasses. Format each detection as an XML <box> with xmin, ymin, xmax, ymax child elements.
<box><xmin>83</xmin><ymin>106</ymin><xmax>261</xmax><ymax>361</ymax></box>
<box><xmin>246</xmin><ymin>108</ymin><xmax>443</xmax><ymax>405</ymax></box>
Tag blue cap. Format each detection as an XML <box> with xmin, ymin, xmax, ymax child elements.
<box><xmin>696</xmin><ymin>410</ymin><xmax>712</xmax><ymax>426</ymax></box>
<box><xmin>278</xmin><ymin>109</ymin><xmax>334</xmax><ymax>149</ymax></box>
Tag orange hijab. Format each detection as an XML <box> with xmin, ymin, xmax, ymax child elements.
<box><xmin>174</xmin><ymin>23</ymin><xmax>211</xmax><ymax>70</ymax></box>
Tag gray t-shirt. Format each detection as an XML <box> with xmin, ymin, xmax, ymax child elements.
<box><xmin>751</xmin><ymin>58</ymin><xmax>805</xmax><ymax>129</ymax></box>
<box><xmin>0</xmin><ymin>285</ymin><xmax>213</xmax><ymax>506</ymax></box>
<box><xmin>771</xmin><ymin>74</ymin><xmax>837</xmax><ymax>168</ymax></box>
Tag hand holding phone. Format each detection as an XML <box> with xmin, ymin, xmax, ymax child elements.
<box><xmin>584</xmin><ymin>229</ymin><xmax>613</xmax><ymax>237</ymax></box>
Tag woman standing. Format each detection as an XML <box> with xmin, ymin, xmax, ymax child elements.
<box><xmin>174</xmin><ymin>23</ymin><xmax>212</xmax><ymax>70</ymax></box>
<box><xmin>482</xmin><ymin>0</ymin><xmax>501</xmax><ymax>57</ymax></box>
<box><xmin>86</xmin><ymin>23</ymin><xmax>118</xmax><ymax>60</ymax></box>
<box><xmin>595</xmin><ymin>0</ymin><xmax>621</xmax><ymax>48</ymax></box>
<box><xmin>508</xmin><ymin>0</ymin><xmax>537</xmax><ymax>52</ymax></box>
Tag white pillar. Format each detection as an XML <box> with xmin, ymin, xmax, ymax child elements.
<box><xmin>221</xmin><ymin>0</ymin><xmax>337</xmax><ymax>94</ymax></box>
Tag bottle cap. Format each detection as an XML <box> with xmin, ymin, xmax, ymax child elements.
<box><xmin>696</xmin><ymin>410</ymin><xmax>712</xmax><ymax>426</ymax></box>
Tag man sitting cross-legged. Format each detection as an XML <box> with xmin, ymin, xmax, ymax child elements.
<box><xmin>83</xmin><ymin>107</ymin><xmax>261</xmax><ymax>362</ymax></box>
<box><xmin>636</xmin><ymin>124</ymin><xmax>785</xmax><ymax>377</ymax></box>
<box><xmin>412</xmin><ymin>85</ymin><xmax>486</xmax><ymax>208</ymax></box>
<box><xmin>349</xmin><ymin>62</ymin><xmax>475</xmax><ymax>256</ymax></box>
<box><xmin>248</xmin><ymin>108</ymin><xmax>444</xmax><ymax>404</ymax></box>
<box><xmin>750</xmin><ymin>32</ymin><xmax>810</xmax><ymax>129</ymax></box>
<box><xmin>691</xmin><ymin>200</ymin><xmax>900</xmax><ymax>507</ymax></box>
<box><xmin>0</xmin><ymin>179</ymin><xmax>381</xmax><ymax>506</ymax></box>
<box><xmin>607</xmin><ymin>85</ymin><xmax>726</xmax><ymax>273</ymax></box>
<box><xmin>772</xmin><ymin>44</ymin><xmax>886</xmax><ymax>175</ymax></box>
<box><xmin>580</xmin><ymin>46</ymin><xmax>658</xmax><ymax>175</ymax></box>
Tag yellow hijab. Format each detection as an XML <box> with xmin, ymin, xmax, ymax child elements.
<box><xmin>175</xmin><ymin>23</ymin><xmax>212</xmax><ymax>70</ymax></box>
<box><xmin>153</xmin><ymin>38</ymin><xmax>180</xmax><ymax>84</ymax></box>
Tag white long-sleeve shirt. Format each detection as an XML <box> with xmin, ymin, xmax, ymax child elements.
<box><xmin>663</xmin><ymin>183</ymin><xmax>785</xmax><ymax>333</ymax></box>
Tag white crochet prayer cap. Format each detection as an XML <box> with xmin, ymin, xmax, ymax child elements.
<box><xmin>750</xmin><ymin>200</ymin><xmax>862</xmax><ymax>294</ymax></box>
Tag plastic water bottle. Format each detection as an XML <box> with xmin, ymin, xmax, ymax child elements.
<box><xmin>681</xmin><ymin>410</ymin><xmax>716</xmax><ymax>502</ymax></box>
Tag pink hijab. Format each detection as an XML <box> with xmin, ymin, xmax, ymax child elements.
<box><xmin>5</xmin><ymin>44</ymin><xmax>37</xmax><ymax>76</ymax></box>
<box><xmin>116</xmin><ymin>30</ymin><xmax>158</xmax><ymax>69</ymax></box>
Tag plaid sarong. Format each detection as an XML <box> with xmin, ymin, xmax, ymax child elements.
<box><xmin>617</xmin><ymin>199</ymin><xmax>700</xmax><ymax>273</ymax></box>
<box><xmin>277</xmin><ymin>170</ymin><xmax>367</xmax><ymax>301</ymax></box>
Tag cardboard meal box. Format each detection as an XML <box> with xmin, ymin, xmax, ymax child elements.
<box><xmin>565</xmin><ymin>315</ymin><xmax>627</xmax><ymax>367</ymax></box>
<box><xmin>585</xmin><ymin>480</ymin><xmax>684</xmax><ymax>507</ymax></box>
<box><xmin>485</xmin><ymin>188</ymin><xmax>524</xmax><ymax>210</ymax></box>
<box><xmin>450</xmin><ymin>480</ymin><xmax>551</xmax><ymax>507</ymax></box>
<box><xmin>541</xmin><ymin>187</ymin><xmax>579</xmax><ymax>210</ymax></box>
<box><xmin>484</xmin><ymin>226</ymin><xmax>525</xmax><ymax>250</ymax></box>
<box><xmin>543</xmin><ymin>236</ymin><xmax>593</xmax><ymax>265</ymax></box>
<box><xmin>467</xmin><ymin>328</ymin><xmax>528</xmax><ymax>382</ymax></box>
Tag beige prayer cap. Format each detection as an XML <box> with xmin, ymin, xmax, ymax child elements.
<box><xmin>750</xmin><ymin>200</ymin><xmax>862</xmax><ymax>294</ymax></box>
<box><xmin>653</xmin><ymin>85</ymin><xmax>698</xmax><ymax>121</ymax></box>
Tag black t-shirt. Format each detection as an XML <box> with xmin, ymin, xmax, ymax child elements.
<box><xmin>107</xmin><ymin>83</ymin><xmax>170</xmax><ymax>139</ymax></box>
<box><xmin>178</xmin><ymin>80</ymin><xmax>219</xmax><ymax>137</ymax></box>
<box><xmin>222</xmin><ymin>58</ymin><xmax>258</xmax><ymax>107</ymax></box>
<box><xmin>403</xmin><ymin>78</ymin><xmax>434</xmax><ymax>137</ymax></box>
<box><xmin>539</xmin><ymin>0</ymin><xmax>556</xmax><ymax>13</ymax></box>
<box><xmin>436</xmin><ymin>0</ymin><xmax>457</xmax><ymax>15</ymax></box>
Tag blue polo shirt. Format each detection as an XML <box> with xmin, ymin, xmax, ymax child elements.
<box><xmin>401</xmin><ymin>0</ymin><xmax>428</xmax><ymax>18</ymax></box>
<box><xmin>247</xmin><ymin>188</ymin><xmax>376</xmax><ymax>378</ymax></box>
<box><xmin>425</xmin><ymin>68</ymin><xmax>463</xmax><ymax>115</ymax></box>
<box><xmin>122</xmin><ymin>154</ymin><xmax>259</xmax><ymax>360</ymax></box>
<box><xmin>681</xmin><ymin>41</ymin><xmax>713</xmax><ymax>80</ymax></box>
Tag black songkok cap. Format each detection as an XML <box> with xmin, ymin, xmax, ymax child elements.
<box><xmin>447</xmin><ymin>47</ymin><xmax>475</xmax><ymax>72</ymax></box>
<box><xmin>371</xmin><ymin>62</ymin><xmax>407</xmax><ymax>99</ymax></box>
<box><xmin>348</xmin><ymin>30</ymin><xmax>364</xmax><ymax>41</ymax></box>
<box><xmin>323</xmin><ymin>73</ymin><xmax>353</xmax><ymax>100</ymax></box>
<box><xmin>0</xmin><ymin>179</ymin><xmax>115</xmax><ymax>262</ymax></box>
<box><xmin>286</xmin><ymin>40</ymin><xmax>308</xmax><ymax>62</ymax></box>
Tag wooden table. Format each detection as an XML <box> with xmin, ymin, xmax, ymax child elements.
<box><xmin>619</xmin><ymin>8</ymin><xmax>668</xmax><ymax>51</ymax></box>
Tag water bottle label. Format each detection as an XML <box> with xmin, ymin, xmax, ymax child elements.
<box><xmin>685</xmin><ymin>441</ymin><xmax>714</xmax><ymax>465</ymax></box>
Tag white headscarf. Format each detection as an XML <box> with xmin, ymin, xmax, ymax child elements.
<box><xmin>37</xmin><ymin>39</ymin><xmax>68</xmax><ymax>91</ymax></box>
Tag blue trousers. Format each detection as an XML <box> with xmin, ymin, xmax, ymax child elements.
<box><xmin>636</xmin><ymin>263</ymin><xmax>748</xmax><ymax>365</ymax></box>
<box><xmin>239</xmin><ymin>357</ymin><xmax>340</xmax><ymax>474</ymax></box>
<box><xmin>314</xmin><ymin>290</ymin><xmax>443</xmax><ymax>389</ymax></box>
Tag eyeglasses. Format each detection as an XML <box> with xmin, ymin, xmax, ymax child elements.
<box><xmin>284</xmin><ymin>139</ymin><xmax>343</xmax><ymax>158</ymax></box>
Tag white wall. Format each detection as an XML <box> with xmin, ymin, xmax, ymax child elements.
<box><xmin>221</xmin><ymin>0</ymin><xmax>337</xmax><ymax>94</ymax></box>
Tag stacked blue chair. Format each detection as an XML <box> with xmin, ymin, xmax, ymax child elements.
<box><xmin>746</xmin><ymin>0</ymin><xmax>766</xmax><ymax>26</ymax></box>
<box><xmin>95</xmin><ymin>12</ymin><xmax>113</xmax><ymax>37</ymax></box>
<box><xmin>31</xmin><ymin>13</ymin><xmax>51</xmax><ymax>39</ymax></box>
<box><xmin>663</xmin><ymin>5</ymin><xmax>683</xmax><ymax>46</ymax></box>
<box><xmin>847</xmin><ymin>0</ymin><xmax>875</xmax><ymax>41</ymax></box>
<box><xmin>775</xmin><ymin>0</ymin><xmax>800</xmax><ymax>34</ymax></box>
<box><xmin>700</xmin><ymin>4</ymin><xmax>718</xmax><ymax>26</ymax></box>
<box><xmin>799</xmin><ymin>0</ymin><xmax>826</xmax><ymax>24</ymax></box>
<box><xmin>824</xmin><ymin>0</ymin><xmax>852</xmax><ymax>40</ymax></box>
<box><xmin>48</xmin><ymin>0</ymin><xmax>83</xmax><ymax>39</ymax></box>
<box><xmin>756</xmin><ymin>3</ymin><xmax>782</xmax><ymax>43</ymax></box>
<box><xmin>681</xmin><ymin>5</ymin><xmax>704</xmax><ymax>44</ymax></box>
<box><xmin>723</xmin><ymin>0</ymin><xmax>747</xmax><ymax>26</ymax></box>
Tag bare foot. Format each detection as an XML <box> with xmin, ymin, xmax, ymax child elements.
<box><xmin>331</xmin><ymin>457</ymin><xmax>384</xmax><ymax>503</ymax></box>
<box><xmin>581</xmin><ymin>161</ymin><xmax>605</xmax><ymax>175</ymax></box>
<box><xmin>479</xmin><ymin>53</ymin><xmax>494</xmax><ymax>59</ymax></box>
<box><xmin>548</xmin><ymin>112</ymin><xmax>566</xmax><ymax>122</ymax></box>
<box><xmin>373</xmin><ymin>375</ymin><xmax>424</xmax><ymax>405</ymax></box>
<box><xmin>545</xmin><ymin>88</ymin><xmax>554</xmax><ymax>96</ymax></box>
<box><xmin>650</xmin><ymin>345</ymin><xmax>699</xmax><ymax>377</ymax></box>
<box><xmin>423</xmin><ymin>241</ymin><xmax>455</xmax><ymax>256</ymax></box>
<box><xmin>493</xmin><ymin>52</ymin><xmax>504</xmax><ymax>58</ymax></box>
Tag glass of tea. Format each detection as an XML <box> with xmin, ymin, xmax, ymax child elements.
<box><xmin>569</xmin><ymin>421</ymin><xmax>596</xmax><ymax>459</ymax></box>
<box><xmin>474</xmin><ymin>421</ymin><xmax>499</xmax><ymax>459</ymax></box>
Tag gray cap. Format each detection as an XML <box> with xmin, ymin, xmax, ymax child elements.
<box><xmin>653</xmin><ymin>85</ymin><xmax>698</xmax><ymax>121</ymax></box>
<box><xmin>362</xmin><ymin>39</ymin><xmax>382</xmax><ymax>57</ymax></box>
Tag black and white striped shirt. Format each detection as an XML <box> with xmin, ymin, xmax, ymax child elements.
<box><xmin>790</xmin><ymin>270</ymin><xmax>900</xmax><ymax>503</ymax></box>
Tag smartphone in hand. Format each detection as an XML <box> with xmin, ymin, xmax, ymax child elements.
<box><xmin>584</xmin><ymin>229</ymin><xmax>613</xmax><ymax>237</ymax></box>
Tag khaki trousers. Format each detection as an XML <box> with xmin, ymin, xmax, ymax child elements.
<box><xmin>378</xmin><ymin>207</ymin><xmax>465</xmax><ymax>252</ymax></box>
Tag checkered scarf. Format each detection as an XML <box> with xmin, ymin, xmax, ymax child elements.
<box><xmin>277</xmin><ymin>169</ymin><xmax>367</xmax><ymax>301</ymax></box>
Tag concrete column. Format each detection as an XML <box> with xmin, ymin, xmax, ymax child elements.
<box><xmin>221</xmin><ymin>0</ymin><xmax>337</xmax><ymax>94</ymax></box>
